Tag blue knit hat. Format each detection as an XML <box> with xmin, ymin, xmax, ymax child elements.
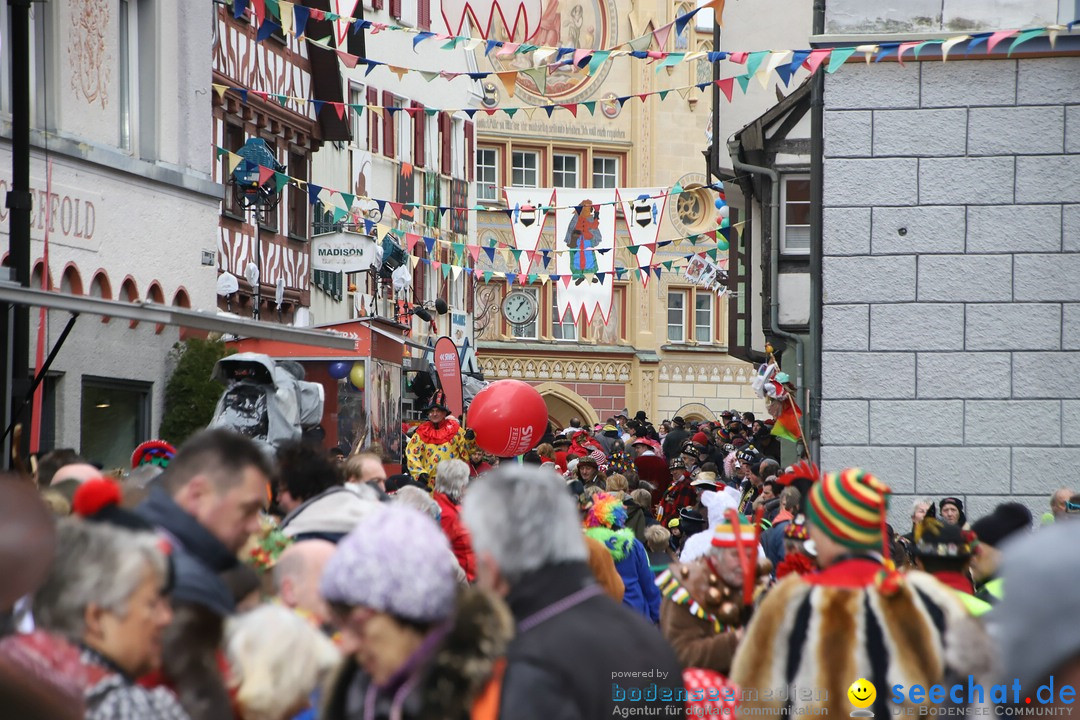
<box><xmin>320</xmin><ymin>504</ymin><xmax>458</xmax><ymax>623</ymax></box>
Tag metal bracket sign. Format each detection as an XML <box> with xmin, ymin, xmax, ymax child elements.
<box><xmin>311</xmin><ymin>232</ymin><xmax>377</xmax><ymax>273</ymax></box>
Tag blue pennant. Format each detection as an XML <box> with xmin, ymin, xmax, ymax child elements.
<box><xmin>307</xmin><ymin>183</ymin><xmax>322</xmax><ymax>205</ymax></box>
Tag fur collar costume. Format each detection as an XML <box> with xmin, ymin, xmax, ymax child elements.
<box><xmin>730</xmin><ymin>558</ymin><xmax>996</xmax><ymax>719</ymax></box>
<box><xmin>322</xmin><ymin>586</ymin><xmax>513</xmax><ymax>720</ymax></box>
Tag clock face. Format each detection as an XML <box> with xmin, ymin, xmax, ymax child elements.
<box><xmin>502</xmin><ymin>291</ymin><xmax>538</xmax><ymax>325</ymax></box>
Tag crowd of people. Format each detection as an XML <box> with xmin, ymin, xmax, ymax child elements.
<box><xmin>1</xmin><ymin>403</ymin><xmax>1076</xmax><ymax>720</ymax></box>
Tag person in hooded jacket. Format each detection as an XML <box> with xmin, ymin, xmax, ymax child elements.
<box><xmin>583</xmin><ymin>493</ymin><xmax>661</xmax><ymax>622</ymax></box>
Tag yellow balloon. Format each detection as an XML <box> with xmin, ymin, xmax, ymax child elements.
<box><xmin>349</xmin><ymin>363</ymin><xmax>365</xmax><ymax>391</ymax></box>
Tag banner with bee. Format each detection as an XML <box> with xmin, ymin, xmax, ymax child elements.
<box><xmin>555</xmin><ymin>188</ymin><xmax>617</xmax><ymax>323</ymax></box>
<box><xmin>617</xmin><ymin>188</ymin><xmax>669</xmax><ymax>287</ymax></box>
<box><xmin>504</xmin><ymin>187</ymin><xmax>555</xmax><ymax>276</ymax></box>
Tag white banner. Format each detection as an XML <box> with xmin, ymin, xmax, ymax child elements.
<box><xmin>617</xmin><ymin>187</ymin><xmax>668</xmax><ymax>287</ymax></box>
<box><xmin>504</xmin><ymin>187</ymin><xmax>554</xmax><ymax>276</ymax></box>
<box><xmin>311</xmin><ymin>232</ymin><xmax>378</xmax><ymax>273</ymax></box>
<box><xmin>555</xmin><ymin>188</ymin><xmax>616</xmax><ymax>323</ymax></box>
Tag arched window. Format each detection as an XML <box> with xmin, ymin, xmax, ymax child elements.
<box><xmin>674</xmin><ymin>3</ymin><xmax>693</xmax><ymax>51</ymax></box>
<box><xmin>696</xmin><ymin>41</ymin><xmax>714</xmax><ymax>87</ymax></box>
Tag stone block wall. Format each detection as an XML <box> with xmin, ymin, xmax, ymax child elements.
<box><xmin>820</xmin><ymin>57</ymin><xmax>1080</xmax><ymax>527</ymax></box>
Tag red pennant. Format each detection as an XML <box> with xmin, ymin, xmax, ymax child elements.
<box><xmin>729</xmin><ymin>51</ymin><xmax>748</xmax><ymax>64</ymax></box>
<box><xmin>388</xmin><ymin>201</ymin><xmax>404</xmax><ymax>218</ymax></box>
<box><xmin>562</xmin><ymin>103</ymin><xmax>578</xmax><ymax>117</ymax></box>
<box><xmin>406</xmin><ymin>233</ymin><xmax>419</xmax><ymax>252</ymax></box>
<box><xmin>309</xmin><ymin>7</ymin><xmax>324</xmax><ymax>20</ymax></box>
<box><xmin>468</xmin><ymin>245</ymin><xmax>481</xmax><ymax>263</ymax></box>
<box><xmin>483</xmin><ymin>108</ymin><xmax>498</xmax><ymax>115</ymax></box>
<box><xmin>337</xmin><ymin>50</ymin><xmax>360</xmax><ymax>69</ymax></box>
<box><xmin>716</xmin><ymin>77</ymin><xmax>734</xmax><ymax>102</ymax></box>
<box><xmin>802</xmin><ymin>48</ymin><xmax>831</xmax><ymax>76</ymax></box>
<box><xmin>638</xmin><ymin>93</ymin><xmax>650</xmax><ymax>103</ymax></box>
<box><xmin>252</xmin><ymin>90</ymin><xmax>269</xmax><ymax>102</ymax></box>
<box><xmin>896</xmin><ymin>41</ymin><xmax>919</xmax><ymax>67</ymax></box>
<box><xmin>251</xmin><ymin>0</ymin><xmax>266</xmax><ymax>23</ymax></box>
<box><xmin>334</xmin><ymin>102</ymin><xmax>345</xmax><ymax>120</ymax></box>
<box><xmin>257</xmin><ymin>165</ymin><xmax>275</xmax><ymax>186</ymax></box>
<box><xmin>431</xmin><ymin>261</ymin><xmax>442</xmax><ymax>271</ymax></box>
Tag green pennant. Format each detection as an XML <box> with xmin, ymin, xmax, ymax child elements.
<box><xmin>510</xmin><ymin>248</ymin><xmax>523</xmax><ymax>262</ymax></box>
<box><xmin>745</xmin><ymin>50</ymin><xmax>770</xmax><ymax>77</ymax></box>
<box><xmin>340</xmin><ymin>192</ymin><xmax>355</xmax><ymax>209</ymax></box>
<box><xmin>663</xmin><ymin>261</ymin><xmax>674</xmax><ymax>270</ymax></box>
<box><xmin>707</xmin><ymin>248</ymin><xmax>719</xmax><ymax>260</ymax></box>
<box><xmin>671</xmin><ymin>182</ymin><xmax>684</xmax><ymax>195</ymax></box>
<box><xmin>442</xmin><ymin>38</ymin><xmax>462</xmax><ymax>50</ymax></box>
<box><xmin>277</xmin><ymin>94</ymin><xmax>289</xmax><ymax>108</ymax></box>
<box><xmin>688</xmin><ymin>234</ymin><xmax>699</xmax><ymax>245</ymax></box>
<box><xmin>581</xmin><ymin>101</ymin><xmax>596</xmax><ymax>116</ymax></box>
<box><xmin>587</xmin><ymin>50</ymin><xmax>611</xmax><ymax>75</ymax></box>
<box><xmin>523</xmin><ymin>68</ymin><xmax>547</xmax><ymax>94</ymax></box>
<box><xmin>627</xmin><ymin>245</ymin><xmax>641</xmax><ymax>256</ymax></box>
<box><xmin>274</xmin><ymin>172</ymin><xmax>290</xmax><ymax>193</ymax></box>
<box><xmin>912</xmin><ymin>40</ymin><xmax>937</xmax><ymax>58</ymax></box>
<box><xmin>351</xmin><ymin>104</ymin><xmax>365</xmax><ymax>116</ymax></box>
<box><xmin>1008</xmin><ymin>28</ymin><xmax>1045</xmax><ymax>56</ymax></box>
<box><xmin>441</xmin><ymin>264</ymin><xmax>452</xmax><ymax>278</ymax></box>
<box><xmin>527</xmin><ymin>273</ymin><xmax>538</xmax><ymax>284</ymax></box>
<box><xmin>827</xmin><ymin>46</ymin><xmax>857</xmax><ymax>73</ymax></box>
<box><xmin>452</xmin><ymin>243</ymin><xmax>465</xmax><ymax>262</ymax></box>
<box><xmin>517</xmin><ymin>44</ymin><xmax>539</xmax><ymax>54</ymax></box>
<box><xmin>265</xmin><ymin>0</ymin><xmax>280</xmax><ymax>17</ymax></box>
<box><xmin>505</xmin><ymin>108</ymin><xmax>519</xmax><ymax>118</ymax></box>
<box><xmin>332</xmin><ymin>206</ymin><xmax>349</xmax><ymax>223</ymax></box>
<box><xmin>216</xmin><ymin>146</ymin><xmax>227</xmax><ymax>158</ymax></box>
<box><xmin>658</xmin><ymin>90</ymin><xmax>670</xmax><ymax>101</ymax></box>
<box><xmin>627</xmin><ymin>34</ymin><xmax>652</xmax><ymax>52</ymax></box>
<box><xmin>483</xmin><ymin>271</ymin><xmax>493</xmax><ymax>283</ymax></box>
<box><xmin>737</xmin><ymin>75</ymin><xmax>753</xmax><ymax>93</ymax></box>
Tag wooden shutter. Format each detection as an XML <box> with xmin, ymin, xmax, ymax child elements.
<box><xmin>439</xmin><ymin>113</ymin><xmax>452</xmax><ymax>176</ymax></box>
<box><xmin>414</xmin><ymin>244</ymin><xmax>426</xmax><ymax>305</ymax></box>
<box><xmin>382</xmin><ymin>91</ymin><xmax>395</xmax><ymax>158</ymax></box>
<box><xmin>418</xmin><ymin>0</ymin><xmax>431</xmax><ymax>30</ymax></box>
<box><xmin>367</xmin><ymin>87</ymin><xmax>379</xmax><ymax>154</ymax></box>
<box><xmin>372</xmin><ymin>0</ymin><xmax>383</xmax><ymax>9</ymax></box>
<box><xmin>413</xmin><ymin>102</ymin><xmax>425</xmax><ymax>168</ymax></box>
<box><xmin>390</xmin><ymin>0</ymin><xmax>401</xmax><ymax>19</ymax></box>
<box><xmin>464</xmin><ymin>120</ymin><xmax>474</xmax><ymax>181</ymax></box>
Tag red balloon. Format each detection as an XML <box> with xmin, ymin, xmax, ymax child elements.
<box><xmin>468</xmin><ymin>380</ymin><xmax>548</xmax><ymax>457</ymax></box>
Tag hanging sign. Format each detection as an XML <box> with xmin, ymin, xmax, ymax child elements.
<box><xmin>311</xmin><ymin>232</ymin><xmax>378</xmax><ymax>273</ymax></box>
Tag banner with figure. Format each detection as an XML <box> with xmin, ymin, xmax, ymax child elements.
<box><xmin>617</xmin><ymin>188</ymin><xmax>668</xmax><ymax>287</ymax></box>
<box><xmin>504</xmin><ymin>187</ymin><xmax>554</xmax><ymax>276</ymax></box>
<box><xmin>555</xmin><ymin>188</ymin><xmax>616</xmax><ymax>323</ymax></box>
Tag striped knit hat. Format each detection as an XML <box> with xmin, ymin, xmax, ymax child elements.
<box><xmin>711</xmin><ymin>509</ymin><xmax>758</xmax><ymax>550</ymax></box>
<box><xmin>806</xmin><ymin>468</ymin><xmax>891</xmax><ymax>551</ymax></box>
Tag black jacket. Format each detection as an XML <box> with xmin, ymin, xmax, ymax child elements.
<box><xmin>137</xmin><ymin>487</ymin><xmax>237</xmax><ymax>720</ymax></box>
<box><xmin>497</xmin><ymin>562</ymin><xmax>682</xmax><ymax>720</ymax></box>
<box><xmin>661</xmin><ymin>428</ymin><xmax>689</xmax><ymax>461</ymax></box>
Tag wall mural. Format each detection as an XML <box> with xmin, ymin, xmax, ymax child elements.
<box><xmin>68</xmin><ymin>0</ymin><xmax>111</xmax><ymax>108</ymax></box>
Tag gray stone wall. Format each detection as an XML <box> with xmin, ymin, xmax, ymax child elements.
<box><xmin>820</xmin><ymin>57</ymin><xmax>1080</xmax><ymax>527</ymax></box>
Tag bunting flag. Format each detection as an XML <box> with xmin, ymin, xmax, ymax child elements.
<box><xmin>555</xmin><ymin>189</ymin><xmax>617</xmax><ymax>324</ymax></box>
<box><xmin>771</xmin><ymin>399</ymin><xmax>803</xmax><ymax>443</ymax></box>
<box><xmin>504</xmin><ymin>188</ymin><xmax>555</xmax><ymax>276</ymax></box>
<box><xmin>617</xmin><ymin>187</ymin><xmax>669</xmax><ymax>287</ymax></box>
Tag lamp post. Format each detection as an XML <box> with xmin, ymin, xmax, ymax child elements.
<box><xmin>230</xmin><ymin>139</ymin><xmax>284</xmax><ymax>321</ymax></box>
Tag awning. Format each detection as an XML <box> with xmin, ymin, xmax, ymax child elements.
<box><xmin>0</xmin><ymin>282</ymin><xmax>358</xmax><ymax>350</ymax></box>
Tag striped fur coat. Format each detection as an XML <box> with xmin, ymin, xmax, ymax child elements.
<box><xmin>730</xmin><ymin>558</ymin><xmax>995</xmax><ymax>718</ymax></box>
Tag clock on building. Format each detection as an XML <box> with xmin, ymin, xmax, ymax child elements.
<box><xmin>501</xmin><ymin>290</ymin><xmax>539</xmax><ymax>326</ymax></box>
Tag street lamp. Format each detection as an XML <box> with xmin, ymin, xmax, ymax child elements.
<box><xmin>230</xmin><ymin>138</ymin><xmax>284</xmax><ymax>320</ymax></box>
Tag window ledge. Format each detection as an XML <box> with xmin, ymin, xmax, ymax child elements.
<box><xmin>660</xmin><ymin>343</ymin><xmax>730</xmax><ymax>353</ymax></box>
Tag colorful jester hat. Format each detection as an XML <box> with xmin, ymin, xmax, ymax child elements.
<box><xmin>131</xmin><ymin>440</ymin><xmax>177</xmax><ymax>470</ymax></box>
<box><xmin>585</xmin><ymin>492</ymin><xmax>628</xmax><ymax>529</ymax></box>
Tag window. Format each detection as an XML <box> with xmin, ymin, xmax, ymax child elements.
<box><xmin>349</xmin><ymin>83</ymin><xmax>368</xmax><ymax>149</ymax></box>
<box><xmin>511</xmin><ymin>150</ymin><xmax>539</xmax><ymax>188</ymax></box>
<box><xmin>553</xmin><ymin>153</ymin><xmax>579</xmax><ymax>188</ymax></box>
<box><xmin>674</xmin><ymin>3</ymin><xmax>692</xmax><ymax>50</ymax></box>
<box><xmin>552</xmin><ymin>289</ymin><xmax>576</xmax><ymax>341</ymax></box>
<box><xmin>222</xmin><ymin>123</ymin><xmax>245</xmax><ymax>218</ymax></box>
<box><xmin>592</xmin><ymin>155</ymin><xmax>618</xmax><ymax>188</ymax></box>
<box><xmin>667</xmin><ymin>290</ymin><xmax>687</xmax><ymax>343</ymax></box>
<box><xmin>288</xmin><ymin>150</ymin><xmax>307</xmax><ymax>239</ymax></box>
<box><xmin>395</xmin><ymin>99</ymin><xmax>412</xmax><ymax>164</ymax></box>
<box><xmin>695</xmin><ymin>292</ymin><xmax>713</xmax><ymax>343</ymax></box>
<box><xmin>119</xmin><ymin>0</ymin><xmax>134</xmax><ymax>150</ymax></box>
<box><xmin>257</xmin><ymin>137</ymin><xmax>279</xmax><ymax>234</ymax></box>
<box><xmin>80</xmin><ymin>377</ymin><xmax>151</xmax><ymax>471</ymax></box>
<box><xmin>695</xmin><ymin>6</ymin><xmax>715</xmax><ymax>31</ymax></box>
<box><xmin>509</xmin><ymin>287</ymin><xmax>539</xmax><ymax>339</ymax></box>
<box><xmin>781</xmin><ymin>175</ymin><xmax>811</xmax><ymax>254</ymax></box>
<box><xmin>476</xmin><ymin>147</ymin><xmax>499</xmax><ymax>201</ymax></box>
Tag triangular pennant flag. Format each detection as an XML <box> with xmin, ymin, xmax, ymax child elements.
<box><xmin>293</xmin><ymin>4</ymin><xmax>310</xmax><ymax>37</ymax></box>
<box><xmin>339</xmin><ymin>192</ymin><xmax>355</xmax><ymax>209</ymax></box>
<box><xmin>940</xmin><ymin>35</ymin><xmax>971</xmax><ymax>61</ymax></box>
<box><xmin>256</xmin><ymin>20</ymin><xmax>280</xmax><ymax>42</ymax></box>
<box><xmin>505</xmin><ymin>273</ymin><xmax>517</xmax><ymax>285</ymax></box>
<box><xmin>581</xmin><ymin>101</ymin><xmax>596</xmax><ymax>115</ymax></box>
<box><xmin>986</xmin><ymin>29</ymin><xmax>1018</xmax><ymax>54</ymax></box>
<box><xmin>716</xmin><ymin>77</ymin><xmax>735</xmax><ymax>102</ymax></box>
<box><xmin>1007</xmin><ymin>28</ymin><xmax>1042</xmax><ymax>55</ymax></box>
<box><xmin>736</xmin><ymin>75</ymin><xmax>752</xmax><ymax>93</ymax></box>
<box><xmin>522</xmin><ymin>67</ymin><xmax>547</xmax><ymax>94</ymax></box>
<box><xmin>279</xmin><ymin>1</ymin><xmax>294</xmax><ymax>35</ymax></box>
<box><xmin>274</xmin><ymin>172</ymin><xmax>290</xmax><ymax>193</ymax></box>
<box><xmin>573</xmin><ymin>48</ymin><xmax>592</xmax><ymax>66</ymax></box>
<box><xmin>257</xmin><ymin>165</ymin><xmax>275</xmax><ymax>186</ymax></box>
<box><xmin>483</xmin><ymin>271</ymin><xmax>493</xmax><ymax>283</ymax></box>
<box><xmin>627</xmin><ymin>33</ymin><xmax>653</xmax><ymax>52</ymax></box>
<box><xmin>896</xmin><ymin>41</ymin><xmax>920</xmax><ymax>67</ymax></box>
<box><xmin>212</xmin><ymin>83</ymin><xmax>229</xmax><ymax>101</ymax></box>
<box><xmin>423</xmin><ymin>235</ymin><xmax>436</xmax><ymax>252</ymax></box>
<box><xmin>388</xmin><ymin>201</ymin><xmax>404</xmax><ymax>219</ymax></box>
<box><xmin>656</xmin><ymin>52</ymin><xmax>685</xmax><ymax>72</ymax></box>
<box><xmin>543</xmin><ymin>105</ymin><xmax>556</xmax><ymax>117</ymax></box>
<box><xmin>759</xmin><ymin>51</ymin><xmax>793</xmax><ymax>88</ymax></box>
<box><xmin>495</xmin><ymin>71</ymin><xmax>518</xmax><ymax>98</ymax></box>
<box><xmin>336</xmin><ymin>49</ymin><xmax>360</xmax><ymax>69</ymax></box>
<box><xmin>412</xmin><ymin>31</ymin><xmax>435</xmax><ymax>49</ymax></box>
<box><xmin>441</xmin><ymin>263</ymin><xmax>452</xmax><ymax>279</ymax></box>
<box><xmin>803</xmin><ymin>48</ymin><xmax>831</xmax><ymax>75</ymax></box>
<box><xmin>1047</xmin><ymin>24</ymin><xmax>1065</xmax><ymax>48</ymax></box>
<box><xmin>561</xmin><ymin>103</ymin><xmax>578</xmax><ymax>117</ymax></box>
<box><xmin>826</xmin><ymin>46</ymin><xmax>856</xmax><ymax>72</ymax></box>
<box><xmin>788</xmin><ymin>49</ymin><xmax>811</xmax><ymax>75</ymax></box>
<box><xmin>744</xmin><ymin>50</ymin><xmax>769</xmax><ymax>77</ymax></box>
<box><xmin>483</xmin><ymin>246</ymin><xmax>496</xmax><ymax>262</ymax></box>
<box><xmin>405</xmin><ymin>233</ymin><xmax>419</xmax><ymax>252</ymax></box>
<box><xmin>226</xmin><ymin>152</ymin><xmax>244</xmax><ymax>176</ymax></box>
<box><xmin>468</xmin><ymin>245</ymin><xmax>480</xmax><ymax>263</ymax></box>
<box><xmin>410</xmin><ymin>255</ymin><xmax>421</xmax><ymax>269</ymax></box>
<box><xmin>653</xmin><ymin>24</ymin><xmax>674</xmax><ymax>50</ymax></box>
<box><xmin>452</xmin><ymin>265</ymin><xmax>463</xmax><ymax>280</ymax></box>
<box><xmin>587</xmin><ymin>50</ymin><xmax>611</xmax><ymax>75</ymax></box>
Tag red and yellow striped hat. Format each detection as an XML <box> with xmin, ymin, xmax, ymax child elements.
<box><xmin>806</xmin><ymin>468</ymin><xmax>891</xmax><ymax>551</ymax></box>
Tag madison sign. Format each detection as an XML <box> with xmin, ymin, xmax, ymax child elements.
<box><xmin>311</xmin><ymin>232</ymin><xmax>377</xmax><ymax>273</ymax></box>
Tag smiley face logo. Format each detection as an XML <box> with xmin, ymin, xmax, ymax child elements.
<box><xmin>848</xmin><ymin>678</ymin><xmax>876</xmax><ymax>713</ymax></box>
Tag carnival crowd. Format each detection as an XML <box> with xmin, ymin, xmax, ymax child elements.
<box><xmin>1</xmin><ymin>402</ymin><xmax>1076</xmax><ymax>720</ymax></box>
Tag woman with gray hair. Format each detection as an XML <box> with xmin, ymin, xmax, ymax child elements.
<box><xmin>393</xmin><ymin>486</ymin><xmax>470</xmax><ymax>585</ymax></box>
<box><xmin>0</xmin><ymin>518</ymin><xmax>184</xmax><ymax>719</ymax></box>
<box><xmin>432</xmin><ymin>459</ymin><xmax>476</xmax><ymax>581</ymax></box>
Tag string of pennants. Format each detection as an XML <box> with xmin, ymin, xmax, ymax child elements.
<box><xmin>214</xmin><ymin>143</ymin><xmax>732</xmax><ymax>222</ymax></box>
<box><xmin>230</xmin><ymin>0</ymin><xmax>727</xmax><ymax>72</ymax></box>
<box><xmin>226</xmin><ymin>0</ymin><xmax>1078</xmax><ymax>106</ymax></box>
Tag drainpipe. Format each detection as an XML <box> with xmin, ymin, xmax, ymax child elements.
<box><xmin>726</xmin><ymin>139</ymin><xmax>805</xmax><ymax>410</ymax></box>
<box><xmin>808</xmin><ymin>0</ymin><xmax>826</xmax><ymax>461</ymax></box>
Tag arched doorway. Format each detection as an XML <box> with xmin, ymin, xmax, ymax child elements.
<box><xmin>534</xmin><ymin>382</ymin><xmax>599</xmax><ymax>431</ymax></box>
<box><xmin>674</xmin><ymin>402</ymin><xmax>716</xmax><ymax>423</ymax></box>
